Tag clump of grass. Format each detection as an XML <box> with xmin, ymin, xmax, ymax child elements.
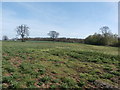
<box><xmin>77</xmin><ymin>81</ymin><xmax>85</xmax><ymax>87</ymax></box>
<box><xmin>38</xmin><ymin>68</ymin><xmax>46</xmax><ymax>75</ymax></box>
<box><xmin>103</xmin><ymin>65</ymin><xmax>112</xmax><ymax>71</ymax></box>
<box><xmin>50</xmin><ymin>84</ymin><xmax>58</xmax><ymax>88</ymax></box>
<box><xmin>12</xmin><ymin>72</ymin><xmax>21</xmax><ymax>79</ymax></box>
<box><xmin>79</xmin><ymin>73</ymin><xmax>87</xmax><ymax>78</ymax></box>
<box><xmin>37</xmin><ymin>82</ymin><xmax>43</xmax><ymax>86</ymax></box>
<box><xmin>10</xmin><ymin>81</ymin><xmax>20</xmax><ymax>88</ymax></box>
<box><xmin>26</xmin><ymin>80</ymin><xmax>35</xmax><ymax>87</ymax></box>
<box><xmin>110</xmin><ymin>71</ymin><xmax>120</xmax><ymax>76</ymax></box>
<box><xmin>3</xmin><ymin>56</ymin><xmax>11</xmax><ymax>60</ymax></box>
<box><xmin>40</xmin><ymin>76</ymin><xmax>51</xmax><ymax>83</ymax></box>
<box><xmin>2</xmin><ymin>76</ymin><xmax>13</xmax><ymax>83</ymax></box>
<box><xmin>5</xmin><ymin>66</ymin><xmax>16</xmax><ymax>73</ymax></box>
<box><xmin>79</xmin><ymin>73</ymin><xmax>97</xmax><ymax>82</ymax></box>
<box><xmin>89</xmin><ymin>69</ymin><xmax>101</xmax><ymax>75</ymax></box>
<box><xmin>48</xmin><ymin>59</ymin><xmax>58</xmax><ymax>62</ymax></box>
<box><xmin>100</xmin><ymin>73</ymin><xmax>113</xmax><ymax>79</ymax></box>
<box><xmin>87</xmin><ymin>77</ymin><xmax>97</xmax><ymax>82</ymax></box>
<box><xmin>20</xmin><ymin>55</ymin><xmax>27</xmax><ymax>60</ymax></box>
<box><xmin>51</xmin><ymin>71</ymin><xmax>57</xmax><ymax>74</ymax></box>
<box><xmin>61</xmin><ymin>77</ymin><xmax>77</xmax><ymax>86</ymax></box>
<box><xmin>51</xmin><ymin>79</ymin><xmax>60</xmax><ymax>83</ymax></box>
<box><xmin>54</xmin><ymin>63</ymin><xmax>61</xmax><ymax>67</ymax></box>
<box><xmin>59</xmin><ymin>83</ymin><xmax>69</xmax><ymax>88</ymax></box>
<box><xmin>19</xmin><ymin>63</ymin><xmax>35</xmax><ymax>74</ymax></box>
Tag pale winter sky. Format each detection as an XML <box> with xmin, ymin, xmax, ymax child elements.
<box><xmin>1</xmin><ymin>2</ymin><xmax>118</xmax><ymax>39</ymax></box>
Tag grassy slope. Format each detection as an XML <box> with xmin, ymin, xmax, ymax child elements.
<box><xmin>2</xmin><ymin>41</ymin><xmax>120</xmax><ymax>88</ymax></box>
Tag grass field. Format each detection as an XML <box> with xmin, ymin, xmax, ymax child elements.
<box><xmin>2</xmin><ymin>41</ymin><xmax>120</xmax><ymax>88</ymax></box>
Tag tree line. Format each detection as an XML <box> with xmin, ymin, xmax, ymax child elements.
<box><xmin>2</xmin><ymin>24</ymin><xmax>119</xmax><ymax>47</ymax></box>
<box><xmin>85</xmin><ymin>26</ymin><xmax>119</xmax><ymax>47</ymax></box>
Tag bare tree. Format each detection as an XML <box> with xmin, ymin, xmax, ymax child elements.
<box><xmin>2</xmin><ymin>35</ymin><xmax>8</xmax><ymax>41</ymax></box>
<box><xmin>48</xmin><ymin>31</ymin><xmax>59</xmax><ymax>40</ymax></box>
<box><xmin>99</xmin><ymin>26</ymin><xmax>117</xmax><ymax>45</ymax></box>
<box><xmin>100</xmin><ymin>26</ymin><xmax>111</xmax><ymax>37</ymax></box>
<box><xmin>16</xmin><ymin>24</ymin><xmax>29</xmax><ymax>42</ymax></box>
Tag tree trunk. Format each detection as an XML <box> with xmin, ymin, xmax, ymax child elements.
<box><xmin>21</xmin><ymin>34</ymin><xmax>25</xmax><ymax>42</ymax></box>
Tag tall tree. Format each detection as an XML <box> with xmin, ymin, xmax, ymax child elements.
<box><xmin>48</xmin><ymin>31</ymin><xmax>59</xmax><ymax>40</ymax></box>
<box><xmin>100</xmin><ymin>26</ymin><xmax>111</xmax><ymax>45</ymax></box>
<box><xmin>100</xmin><ymin>26</ymin><xmax>111</xmax><ymax>37</ymax></box>
<box><xmin>2</xmin><ymin>35</ymin><xmax>8</xmax><ymax>41</ymax></box>
<box><xmin>16</xmin><ymin>24</ymin><xmax>29</xmax><ymax>42</ymax></box>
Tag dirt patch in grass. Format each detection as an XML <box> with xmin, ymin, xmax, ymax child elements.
<box><xmin>3</xmin><ymin>73</ymin><xmax>11</xmax><ymax>77</ymax></box>
<box><xmin>10</xmin><ymin>57</ymin><xmax>22</xmax><ymax>67</ymax></box>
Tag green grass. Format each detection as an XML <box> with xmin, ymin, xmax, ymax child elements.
<box><xmin>2</xmin><ymin>41</ymin><xmax>119</xmax><ymax>88</ymax></box>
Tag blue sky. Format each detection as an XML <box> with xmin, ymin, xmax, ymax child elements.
<box><xmin>2</xmin><ymin>2</ymin><xmax>118</xmax><ymax>39</ymax></box>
